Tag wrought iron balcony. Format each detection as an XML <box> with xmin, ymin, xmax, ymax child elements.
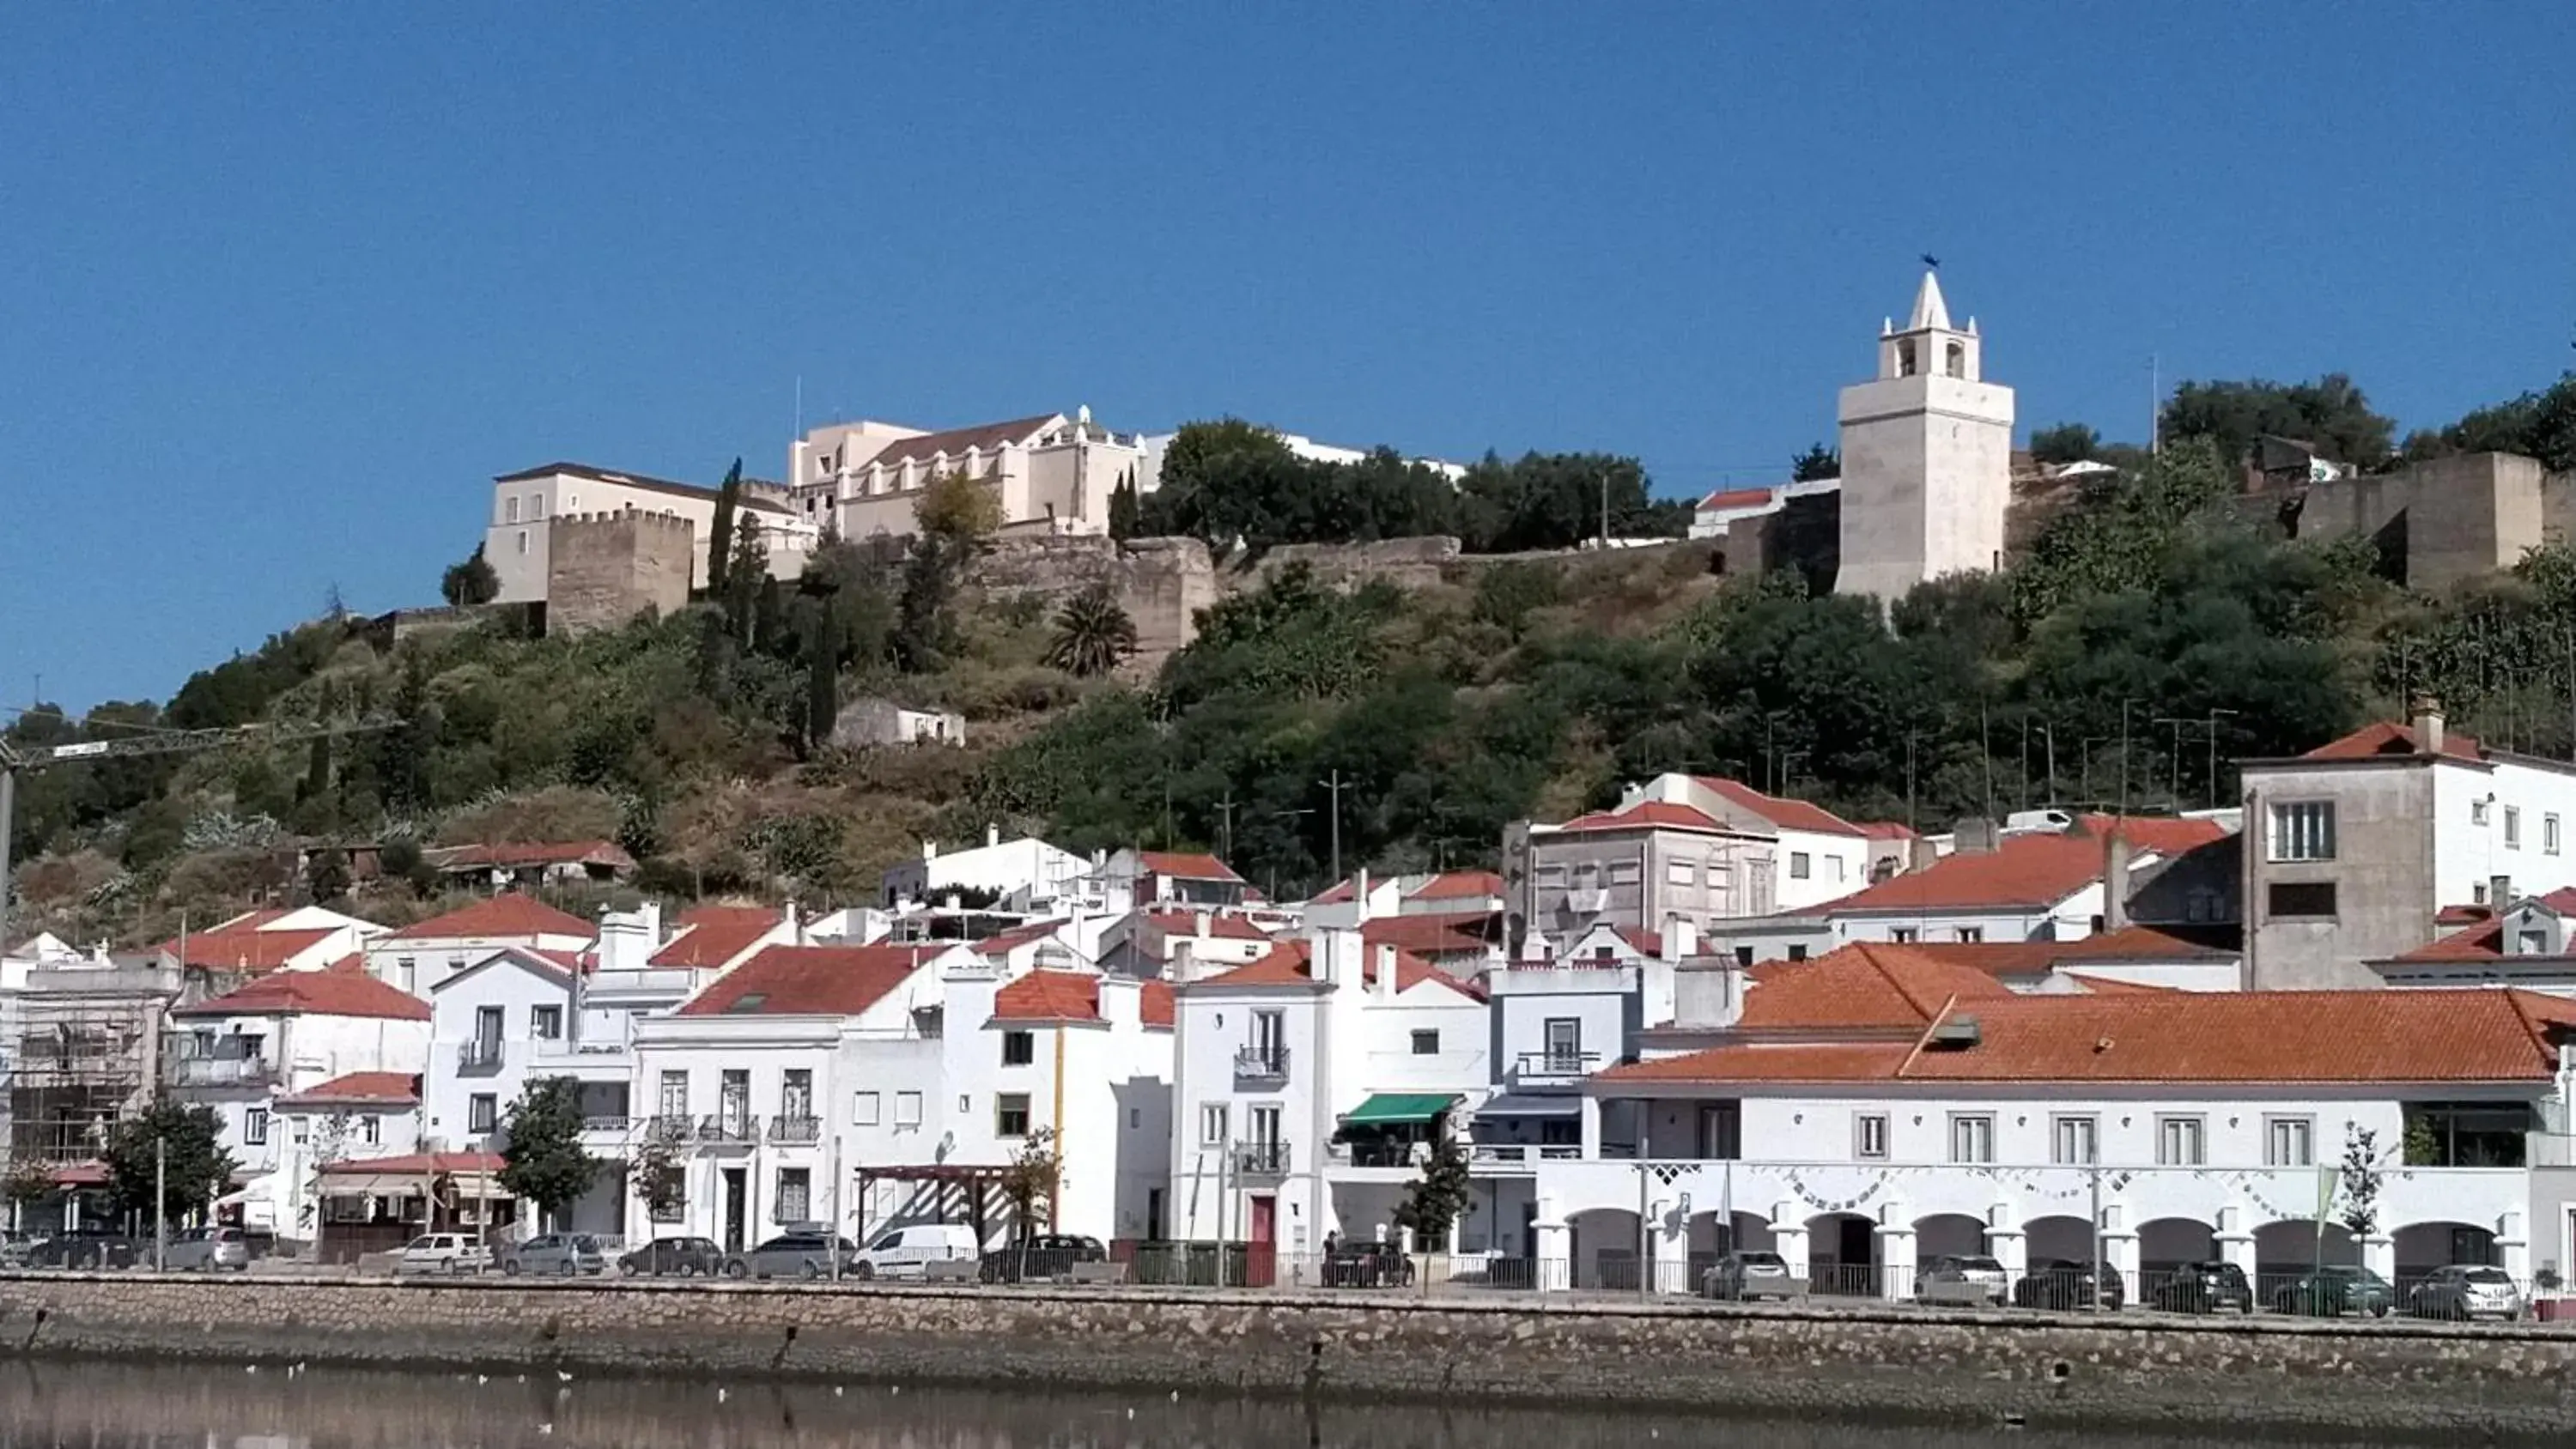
<box><xmin>769</xmin><ymin>1114</ymin><xmax>822</xmax><ymax>1145</ymax></box>
<box><xmin>167</xmin><ymin>1056</ymin><xmax>277</xmax><ymax>1089</ymax></box>
<box><xmin>580</xmin><ymin>1115</ymin><xmax>635</xmax><ymax>1137</ymax></box>
<box><xmin>644</xmin><ymin>1114</ymin><xmax>693</xmax><ymax>1143</ymax></box>
<box><xmin>697</xmin><ymin>1113</ymin><xmax>756</xmax><ymax>1144</ymax></box>
<box><xmin>1233</xmin><ymin>1044</ymin><xmax>1290</xmax><ymax>1082</ymax></box>
<box><xmin>457</xmin><ymin>1039</ymin><xmax>505</xmax><ymax>1073</ymax></box>
<box><xmin>1510</xmin><ymin>1050</ymin><xmax>1601</xmax><ymax>1085</ymax></box>
<box><xmin>1231</xmin><ymin>1140</ymin><xmax>1291</xmax><ymax>1177</ymax></box>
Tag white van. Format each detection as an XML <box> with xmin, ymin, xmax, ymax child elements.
<box><xmin>850</xmin><ymin>1223</ymin><xmax>977</xmax><ymax>1280</ymax></box>
<box><xmin>395</xmin><ymin>1233</ymin><xmax>492</xmax><ymax>1276</ymax></box>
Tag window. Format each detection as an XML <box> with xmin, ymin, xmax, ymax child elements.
<box><xmin>781</xmin><ymin>1069</ymin><xmax>812</xmax><ymax>1120</ymax></box>
<box><xmin>1001</xmin><ymin>1029</ymin><xmax>1035</xmax><ymax>1066</ymax></box>
<box><xmin>1945</xmin><ymin>339</ymin><xmax>1965</xmax><ymax>378</ymax></box>
<box><xmin>1534</xmin><ymin>864</ymin><xmax>1566</xmax><ymax>887</ymax></box>
<box><xmin>1607</xmin><ymin>861</ymin><xmax>1641</xmax><ymax>885</ymax></box>
<box><xmin>1955</xmin><ymin>927</ymin><xmax>1984</xmax><ymax>943</ymax></box>
<box><xmin>1948</xmin><ymin>1113</ymin><xmax>1994</xmax><ymax>1164</ymax></box>
<box><xmin>1789</xmin><ymin>852</ymin><xmax>1811</xmax><ymax>880</ymax></box>
<box><xmin>506</xmin><ymin>495</ymin><xmax>520</xmax><ymax>524</ymax></box>
<box><xmin>474</xmin><ymin>1005</ymin><xmax>503</xmax><ymax>1044</ymax></box>
<box><xmin>894</xmin><ymin>1091</ymin><xmax>923</xmax><ymax>1128</ymax></box>
<box><xmin>1735</xmin><ymin>946</ymin><xmax>1755</xmax><ymax>967</ymax></box>
<box><xmin>530</xmin><ymin>494</ymin><xmax>546</xmax><ymax>521</ymax></box>
<box><xmin>1200</xmin><ymin>1104</ymin><xmax>1230</xmax><ymax>1147</ymax></box>
<box><xmin>293</xmin><ymin>1118</ymin><xmax>309</xmax><ymax>1145</ymax></box>
<box><xmin>516</xmin><ymin>530</ymin><xmax>529</xmax><ymax>555</ymax></box>
<box><xmin>1896</xmin><ymin>336</ymin><xmax>1917</xmax><ymax>376</ymax></box>
<box><xmin>2472</xmin><ymin>798</ymin><xmax>2491</xmax><ymax>826</ymax></box>
<box><xmin>397</xmin><ymin>956</ymin><xmax>416</xmax><ymax>994</ymax></box>
<box><xmin>1827</xmin><ymin>856</ymin><xmax>1845</xmax><ymax>881</ymax></box>
<box><xmin>2506</xmin><ymin>806</ymin><xmax>2523</xmax><ymax>850</ymax></box>
<box><xmin>2550</xmin><ymin>814</ymin><xmax>2563</xmax><ymax>855</ymax></box>
<box><xmin>2266</xmin><ymin>1116</ymin><xmax>2315</xmax><ymax>1167</ymax></box>
<box><xmin>2052</xmin><ymin>1115</ymin><xmax>2098</xmax><ymax>1165</ymax></box>
<box><xmin>2521</xmin><ymin>930</ymin><xmax>2550</xmax><ymax>955</ymax></box>
<box><xmin>1890</xmin><ymin>927</ymin><xmax>1918</xmax><ymax>944</ymax></box>
<box><xmin>469</xmin><ymin>1094</ymin><xmax>497</xmax><ymax>1135</ymax></box>
<box><xmin>1543</xmin><ymin>1018</ymin><xmax>1582</xmax><ymax>1071</ymax></box>
<box><xmin>775</xmin><ymin>1168</ymin><xmax>811</xmax><ymax>1225</ymax></box>
<box><xmin>1411</xmin><ymin>1029</ymin><xmax>1440</xmax><ymax>1056</ymax></box>
<box><xmin>2474</xmin><ymin>881</ymin><xmax>2490</xmax><ymax>905</ymax></box>
<box><xmin>530</xmin><ymin>1005</ymin><xmax>562</xmax><ymax>1040</ymax></box>
<box><xmin>244</xmin><ymin>1108</ymin><xmax>270</xmax><ymax>1147</ymax></box>
<box><xmin>2156</xmin><ymin>1115</ymin><xmax>2207</xmax><ymax>1166</ymax></box>
<box><xmin>1854</xmin><ymin>1113</ymin><xmax>1889</xmax><ymax>1161</ymax></box>
<box><xmin>853</xmin><ymin>1090</ymin><xmax>881</xmax><ymax>1126</ymax></box>
<box><xmin>2268</xmin><ymin>882</ymin><xmax>2338</xmax><ymax>919</ymax></box>
<box><xmin>1129</xmin><ymin>1107</ymin><xmax>1141</xmax><ymax>1129</ymax></box>
<box><xmin>1668</xmin><ymin>861</ymin><xmax>1695</xmax><ymax>886</ymax></box>
<box><xmin>1784</xmin><ymin>943</ymin><xmax>1808</xmax><ymax>962</ymax></box>
<box><xmin>995</xmin><ymin>1094</ymin><xmax>1031</xmax><ymax>1138</ymax></box>
<box><xmin>360</xmin><ymin>1115</ymin><xmax>380</xmax><ymax>1146</ymax></box>
<box><xmin>658</xmin><ymin>1070</ymin><xmax>689</xmax><ymax>1121</ymax></box>
<box><xmin>1249</xmin><ymin>1104</ymin><xmax>1282</xmax><ymax>1145</ymax></box>
<box><xmin>2268</xmin><ymin>801</ymin><xmax>2337</xmax><ymax>862</ymax></box>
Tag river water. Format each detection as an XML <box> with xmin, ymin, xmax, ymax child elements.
<box><xmin>0</xmin><ymin>1360</ymin><xmax>2443</xmax><ymax>1448</ymax></box>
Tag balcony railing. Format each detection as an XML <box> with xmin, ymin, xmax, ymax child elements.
<box><xmin>1469</xmin><ymin>1143</ymin><xmax>1585</xmax><ymax>1164</ymax></box>
<box><xmin>770</xmin><ymin>1114</ymin><xmax>822</xmax><ymax>1145</ymax></box>
<box><xmin>1510</xmin><ymin>1050</ymin><xmax>1601</xmax><ymax>1085</ymax></box>
<box><xmin>1232</xmin><ymin>1140</ymin><xmax>1291</xmax><ymax>1177</ymax></box>
<box><xmin>167</xmin><ymin>1056</ymin><xmax>277</xmax><ymax>1088</ymax></box>
<box><xmin>698</xmin><ymin>1113</ymin><xmax>756</xmax><ymax>1144</ymax></box>
<box><xmin>1234</xmin><ymin>1045</ymin><xmax>1290</xmax><ymax>1082</ymax></box>
<box><xmin>457</xmin><ymin>1039</ymin><xmax>504</xmax><ymax>1074</ymax></box>
<box><xmin>645</xmin><ymin>1115</ymin><xmax>693</xmax><ymax>1143</ymax></box>
<box><xmin>1327</xmin><ymin>1140</ymin><xmax>1428</xmax><ymax>1169</ymax></box>
<box><xmin>580</xmin><ymin>1115</ymin><xmax>635</xmax><ymax>1137</ymax></box>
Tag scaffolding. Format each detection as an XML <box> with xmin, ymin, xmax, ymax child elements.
<box><xmin>3</xmin><ymin>957</ymin><xmax>175</xmax><ymax>1172</ymax></box>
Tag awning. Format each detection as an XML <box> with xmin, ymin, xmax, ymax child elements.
<box><xmin>1340</xmin><ymin>1093</ymin><xmax>1460</xmax><ymax>1127</ymax></box>
<box><xmin>1473</xmin><ymin>1093</ymin><xmax>1582</xmax><ymax>1119</ymax></box>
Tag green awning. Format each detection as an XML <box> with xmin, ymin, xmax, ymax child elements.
<box><xmin>1341</xmin><ymin>1093</ymin><xmax>1460</xmax><ymax>1127</ymax></box>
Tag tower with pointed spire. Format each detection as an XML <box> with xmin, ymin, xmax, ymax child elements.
<box><xmin>1833</xmin><ymin>270</ymin><xmax>2014</xmax><ymax>604</ymax></box>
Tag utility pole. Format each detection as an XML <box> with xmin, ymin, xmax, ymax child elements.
<box><xmin>1904</xmin><ymin>733</ymin><xmax>1918</xmax><ymax>834</ymax></box>
<box><xmin>2149</xmin><ymin>354</ymin><xmax>2161</xmax><ymax>457</ymax></box>
<box><xmin>1214</xmin><ymin>793</ymin><xmax>1236</xmax><ymax>867</ymax></box>
<box><xmin>2117</xmin><ymin>701</ymin><xmax>2133</xmax><ymax>817</ymax></box>
<box><xmin>2038</xmin><ymin>724</ymin><xmax>2058</xmax><ymax>808</ymax></box>
<box><xmin>2153</xmin><ymin>718</ymin><xmax>2190</xmax><ymax>810</ymax></box>
<box><xmin>1599</xmin><ymin>470</ymin><xmax>1611</xmax><ymax>551</ymax></box>
<box><xmin>154</xmin><ymin>1135</ymin><xmax>167</xmax><ymax>1273</ymax></box>
<box><xmin>1317</xmin><ymin>772</ymin><xmax>1346</xmax><ymax>885</ymax></box>
<box><xmin>2203</xmin><ymin>708</ymin><xmax>2238</xmax><ymax>811</ymax></box>
<box><xmin>1980</xmin><ymin>701</ymin><xmax>1996</xmax><ymax>822</ymax></box>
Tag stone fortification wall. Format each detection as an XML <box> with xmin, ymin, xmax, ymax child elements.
<box><xmin>5</xmin><ymin>1273</ymin><xmax>2576</xmax><ymax>1435</ymax></box>
<box><xmin>546</xmin><ymin>510</ymin><xmax>695</xmax><ymax>636</ymax></box>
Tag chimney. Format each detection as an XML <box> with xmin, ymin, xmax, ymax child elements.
<box><xmin>2492</xmin><ymin>874</ymin><xmax>2514</xmax><ymax>910</ymax></box>
<box><xmin>987</xmin><ymin>822</ymin><xmax>1001</xmax><ymax>848</ymax></box>
<box><xmin>1194</xmin><ymin>911</ymin><xmax>1212</xmax><ymax>941</ymax></box>
<box><xmin>1908</xmin><ymin>836</ymin><xmax>1939</xmax><ymax>872</ymax></box>
<box><xmin>2413</xmin><ymin>696</ymin><xmax>2445</xmax><ymax>756</ymax></box>
<box><xmin>1662</xmin><ymin>916</ymin><xmax>1697</xmax><ymax>962</ymax></box>
<box><xmin>1353</xmin><ymin>869</ymin><xmax>1374</xmax><ymax>923</ymax></box>
<box><xmin>786</xmin><ymin>900</ymin><xmax>805</xmax><ymax>947</ymax></box>
<box><xmin>1170</xmin><ymin>938</ymin><xmax>1196</xmax><ymax>984</ymax></box>
<box><xmin>2103</xmin><ymin>833</ymin><xmax>2132</xmax><ymax>935</ymax></box>
<box><xmin>1376</xmin><ymin>943</ymin><xmax>1400</xmax><ymax>1001</ymax></box>
<box><xmin>1954</xmin><ymin>818</ymin><xmax>1999</xmax><ymax>854</ymax></box>
<box><xmin>921</xmin><ymin>839</ymin><xmax>938</xmax><ymax>863</ymax></box>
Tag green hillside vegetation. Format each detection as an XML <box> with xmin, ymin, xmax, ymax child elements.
<box><xmin>9</xmin><ymin>378</ymin><xmax>2575</xmax><ymax>943</ymax></box>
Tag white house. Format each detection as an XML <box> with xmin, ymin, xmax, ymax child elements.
<box><xmin>634</xmin><ymin>942</ymin><xmax>972</xmax><ymax>1253</ymax></box>
<box><xmin>484</xmin><ymin>461</ymin><xmax>816</xmax><ymax>603</ymax></box>
<box><xmin>1096</xmin><ymin>908</ymin><xmax>1275</xmax><ymax>979</ymax></box>
<box><xmin>791</xmin><ymin>410</ymin><xmax>1150</xmax><ymax>542</ymax></box>
<box><xmin>367</xmin><ymin>895</ymin><xmax>597</xmax><ymax>997</ymax></box>
<box><xmin>152</xmin><ymin>906</ymin><xmax>384</xmax><ymax>983</ymax></box>
<box><xmin>1166</xmin><ymin>931</ymin><xmax>1490</xmax><ymax>1270</ymax></box>
<box><xmin>1822</xmin><ymin>815</ymin><xmax>2230</xmax><ymax>948</ymax></box>
<box><xmin>270</xmin><ymin>1070</ymin><xmax>425</xmax><ymax>1240</ymax></box>
<box><xmin>1490</xmin><ymin>942</ymin><xmax>2574</xmax><ymax>1299</ymax></box>
<box><xmin>1097</xmin><ymin>850</ymin><xmax>1254</xmax><ymax>912</ymax></box>
<box><xmin>882</xmin><ymin>830</ymin><xmax>1091</xmax><ymax>912</ymax></box>
<box><xmin>165</xmin><ymin>969</ymin><xmax>432</xmax><ymax>1238</ymax></box>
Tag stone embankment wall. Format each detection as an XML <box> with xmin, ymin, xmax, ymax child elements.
<box><xmin>6</xmin><ymin>1274</ymin><xmax>2576</xmax><ymax>1437</ymax></box>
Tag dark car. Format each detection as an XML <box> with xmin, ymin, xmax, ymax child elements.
<box><xmin>2013</xmin><ymin>1258</ymin><xmax>2125</xmax><ymax>1311</ymax></box>
<box><xmin>26</xmin><ymin>1230</ymin><xmax>142</xmax><ymax>1270</ymax></box>
<box><xmin>618</xmin><ymin>1235</ymin><xmax>724</xmax><ymax>1278</ymax></box>
<box><xmin>722</xmin><ymin>1230</ymin><xmax>858</xmax><ymax>1281</ymax></box>
<box><xmin>2270</xmin><ymin>1264</ymin><xmax>2394</xmax><ymax>1318</ymax></box>
<box><xmin>978</xmin><ymin>1234</ymin><xmax>1109</xmax><ymax>1283</ymax></box>
<box><xmin>2151</xmin><ymin>1261</ymin><xmax>2253</xmax><ymax>1314</ymax></box>
<box><xmin>1321</xmin><ymin>1239</ymin><xmax>1416</xmax><ymax>1288</ymax></box>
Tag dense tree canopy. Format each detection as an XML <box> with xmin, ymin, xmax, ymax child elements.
<box><xmin>2160</xmin><ymin>373</ymin><xmax>2397</xmax><ymax>468</ymax></box>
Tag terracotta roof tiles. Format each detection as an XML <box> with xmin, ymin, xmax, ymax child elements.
<box><xmin>2300</xmin><ymin>720</ymin><xmax>2485</xmax><ymax>764</ymax></box>
<box><xmin>276</xmin><ymin>1071</ymin><xmax>422</xmax><ymax>1109</ymax></box>
<box><xmin>173</xmin><ymin>972</ymin><xmax>431</xmax><ymax>1022</ymax></box>
<box><xmin>157</xmin><ymin>927</ymin><xmax>337</xmax><ymax>973</ymax></box>
<box><xmin>648</xmin><ymin>906</ymin><xmax>782</xmax><ymax>969</ymax></box>
<box><xmin>1692</xmin><ymin>778</ymin><xmax>1865</xmax><ymax>837</ymax></box>
<box><xmin>1193</xmin><ymin>940</ymin><xmax>1483</xmax><ymax>1000</ymax></box>
<box><xmin>676</xmin><ymin>943</ymin><xmax>939</xmax><ymax>1017</ymax></box>
<box><xmin>860</xmin><ymin>415</ymin><xmax>1062</xmax><ymax>470</ymax></box>
<box><xmin>384</xmin><ymin>895</ymin><xmax>597</xmax><ymax>943</ymax></box>
<box><xmin>1556</xmin><ymin>802</ymin><xmax>1726</xmax><ymax>834</ymax></box>
<box><xmin>1138</xmin><ymin>851</ymin><xmax>1244</xmax><ymax>883</ymax></box>
<box><xmin>1737</xmin><ymin>943</ymin><xmax>2016</xmax><ymax>1030</ymax></box>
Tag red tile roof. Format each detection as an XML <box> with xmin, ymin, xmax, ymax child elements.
<box><xmin>1613</xmin><ymin>990</ymin><xmax>2576</xmax><ymax>1087</ymax></box>
<box><xmin>2081</xmin><ymin>814</ymin><xmax>2233</xmax><ymax>856</ymax></box>
<box><xmin>1142</xmin><ymin>910</ymin><xmax>1271</xmax><ymax>942</ymax></box>
<box><xmin>1138</xmin><ymin>851</ymin><xmax>1244</xmax><ymax>883</ymax></box>
<box><xmin>2060</xmin><ymin>973</ymin><xmax>2184</xmax><ymax>995</ymax></box>
<box><xmin>676</xmin><ymin>943</ymin><xmax>939</xmax><ymax>1017</ymax></box>
<box><xmin>1826</xmin><ymin>817</ymin><xmax>2223</xmax><ymax>915</ymax></box>
<box><xmin>2300</xmin><ymin>720</ymin><xmax>2485</xmax><ymax>764</ymax></box>
<box><xmin>1362</xmin><ymin>916</ymin><xmax>1493</xmax><ymax>957</ymax></box>
<box><xmin>433</xmin><ymin>840</ymin><xmax>635</xmax><ymax>872</ymax></box>
<box><xmin>1695</xmin><ymin>487</ymin><xmax>1775</xmax><ymax>512</ymax></box>
<box><xmin>1613</xmin><ymin>925</ymin><xmax>1663</xmax><ymax>958</ymax></box>
<box><xmin>648</xmin><ymin>906</ymin><xmax>781</xmax><ymax>969</ymax></box>
<box><xmin>276</xmin><ymin>1071</ymin><xmax>422</xmax><ymax>1108</ymax></box>
<box><xmin>319</xmin><ymin>1150</ymin><xmax>505</xmax><ymax>1178</ymax></box>
<box><xmin>981</xmin><ymin>970</ymin><xmax>1174</xmax><ymax>1028</ymax></box>
<box><xmin>384</xmin><ymin>895</ymin><xmax>596</xmax><ymax>943</ymax></box>
<box><xmin>1413</xmin><ymin>870</ymin><xmax>1504</xmax><ymax>901</ymax></box>
<box><xmin>1556</xmin><ymin>802</ymin><xmax>1726</xmax><ymax>834</ymax></box>
<box><xmin>974</xmin><ymin>919</ymin><xmax>1068</xmax><ymax>956</ymax></box>
<box><xmin>1693</xmin><ymin>779</ymin><xmax>1865</xmax><ymax>837</ymax></box>
<box><xmin>2051</xmin><ymin>924</ymin><xmax>2240</xmax><ymax>961</ymax></box>
<box><xmin>1737</xmin><ymin>943</ymin><xmax>2016</xmax><ymax>1030</ymax></box>
<box><xmin>1856</xmin><ymin>822</ymin><xmax>1918</xmax><ymax>840</ymax></box>
<box><xmin>2394</xmin><ymin>920</ymin><xmax>2504</xmax><ymax>961</ymax></box>
<box><xmin>1194</xmin><ymin>940</ymin><xmax>1483</xmax><ymax>1000</ymax></box>
<box><xmin>860</xmin><ymin>414</ymin><xmax>1061</xmax><ymax>470</ymax></box>
<box><xmin>173</xmin><ymin>972</ymin><xmax>430</xmax><ymax>1022</ymax></box>
<box><xmin>158</xmin><ymin>927</ymin><xmax>337</xmax><ymax>973</ymax></box>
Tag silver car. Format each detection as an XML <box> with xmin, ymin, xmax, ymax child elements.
<box><xmin>501</xmin><ymin>1233</ymin><xmax>608</xmax><ymax>1276</ymax></box>
<box><xmin>163</xmin><ymin>1225</ymin><xmax>253</xmax><ymax>1272</ymax></box>
<box><xmin>1704</xmin><ymin>1250</ymin><xmax>1797</xmax><ymax>1300</ymax></box>
<box><xmin>1920</xmin><ymin>1253</ymin><xmax>2009</xmax><ymax>1306</ymax></box>
<box><xmin>2408</xmin><ymin>1264</ymin><xmax>2524</xmax><ymax>1321</ymax></box>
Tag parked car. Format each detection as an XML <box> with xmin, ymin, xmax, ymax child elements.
<box><xmin>2270</xmin><ymin>1264</ymin><xmax>2394</xmax><ymax>1318</ymax></box>
<box><xmin>2150</xmin><ymin>1261</ymin><xmax>2254</xmax><ymax>1314</ymax></box>
<box><xmin>394</xmin><ymin>1233</ymin><xmax>492</xmax><ymax>1276</ymax></box>
<box><xmin>501</xmin><ymin>1233</ymin><xmax>608</xmax><ymax>1276</ymax></box>
<box><xmin>1918</xmin><ymin>1253</ymin><xmax>2009</xmax><ymax>1306</ymax></box>
<box><xmin>979</xmin><ymin>1234</ymin><xmax>1109</xmax><ymax>1283</ymax></box>
<box><xmin>1320</xmin><ymin>1239</ymin><xmax>1416</xmax><ymax>1288</ymax></box>
<box><xmin>2407</xmin><ymin>1264</ymin><xmax>2524</xmax><ymax>1321</ymax></box>
<box><xmin>25</xmin><ymin>1230</ymin><xmax>141</xmax><ymax>1270</ymax></box>
<box><xmin>1702</xmin><ymin>1250</ymin><xmax>1797</xmax><ymax>1302</ymax></box>
<box><xmin>724</xmin><ymin>1230</ymin><xmax>860</xmax><ymax>1281</ymax></box>
<box><xmin>617</xmin><ymin>1236</ymin><xmax>724</xmax><ymax>1278</ymax></box>
<box><xmin>848</xmin><ymin>1223</ymin><xmax>978</xmax><ymax>1281</ymax></box>
<box><xmin>163</xmin><ymin>1225</ymin><xmax>253</xmax><ymax>1272</ymax></box>
<box><xmin>2012</xmin><ymin>1258</ymin><xmax>2123</xmax><ymax>1311</ymax></box>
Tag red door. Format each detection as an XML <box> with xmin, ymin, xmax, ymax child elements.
<box><xmin>1248</xmin><ymin>1195</ymin><xmax>1277</xmax><ymax>1288</ymax></box>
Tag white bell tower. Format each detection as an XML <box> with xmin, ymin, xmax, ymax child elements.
<box><xmin>1834</xmin><ymin>270</ymin><xmax>2014</xmax><ymax>604</ymax></box>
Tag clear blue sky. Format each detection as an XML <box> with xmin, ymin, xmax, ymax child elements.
<box><xmin>5</xmin><ymin>3</ymin><xmax>2571</xmax><ymax>711</ymax></box>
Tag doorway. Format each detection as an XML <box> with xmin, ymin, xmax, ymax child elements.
<box><xmin>1145</xmin><ymin>1187</ymin><xmax>1165</xmax><ymax>1243</ymax></box>
<box><xmin>1248</xmin><ymin>1194</ymin><xmax>1277</xmax><ymax>1288</ymax></box>
<box><xmin>721</xmin><ymin>1167</ymin><xmax>747</xmax><ymax>1252</ymax></box>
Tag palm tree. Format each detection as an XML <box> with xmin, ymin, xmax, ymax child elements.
<box><xmin>1045</xmin><ymin>584</ymin><xmax>1139</xmax><ymax>677</ymax></box>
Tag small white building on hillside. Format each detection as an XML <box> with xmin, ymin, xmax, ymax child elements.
<box><xmin>882</xmin><ymin>831</ymin><xmax>1091</xmax><ymax>911</ymax></box>
<box><xmin>366</xmin><ymin>896</ymin><xmax>597</xmax><ymax>997</ymax></box>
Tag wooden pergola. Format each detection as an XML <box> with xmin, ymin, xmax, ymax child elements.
<box><xmin>851</xmin><ymin>1163</ymin><xmax>1015</xmax><ymax>1244</ymax></box>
